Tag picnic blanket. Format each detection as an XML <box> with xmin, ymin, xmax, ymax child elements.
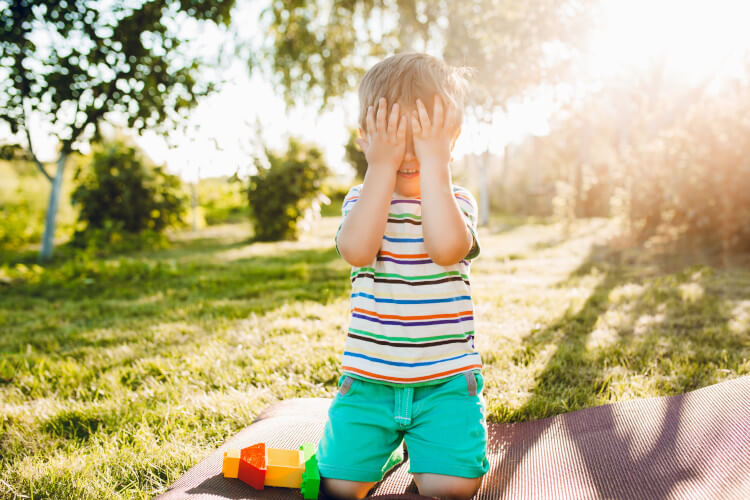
<box><xmin>155</xmin><ymin>376</ymin><xmax>750</xmax><ymax>499</ymax></box>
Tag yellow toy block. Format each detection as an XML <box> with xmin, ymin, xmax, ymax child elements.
<box><xmin>222</xmin><ymin>449</ymin><xmax>241</xmax><ymax>478</ymax></box>
<box><xmin>264</xmin><ymin>448</ymin><xmax>305</xmax><ymax>488</ymax></box>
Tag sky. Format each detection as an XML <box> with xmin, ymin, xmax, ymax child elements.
<box><xmin>4</xmin><ymin>0</ymin><xmax>750</xmax><ymax>182</ymax></box>
<box><xmin>138</xmin><ymin>0</ymin><xmax>750</xmax><ymax>182</ymax></box>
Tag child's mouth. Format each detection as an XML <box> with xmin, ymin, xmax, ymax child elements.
<box><xmin>398</xmin><ymin>168</ymin><xmax>419</xmax><ymax>178</ymax></box>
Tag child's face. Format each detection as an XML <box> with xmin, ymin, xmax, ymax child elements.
<box><xmin>395</xmin><ymin>107</ymin><xmax>421</xmax><ymax>198</ymax></box>
<box><xmin>392</xmin><ymin>102</ymin><xmax>460</xmax><ymax>198</ymax></box>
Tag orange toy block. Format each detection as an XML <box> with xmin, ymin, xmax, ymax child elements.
<box><xmin>265</xmin><ymin>448</ymin><xmax>306</xmax><ymax>488</ymax></box>
<box><xmin>222</xmin><ymin>449</ymin><xmax>240</xmax><ymax>478</ymax></box>
<box><xmin>238</xmin><ymin>443</ymin><xmax>267</xmax><ymax>490</ymax></box>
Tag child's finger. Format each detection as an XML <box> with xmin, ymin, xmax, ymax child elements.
<box><xmin>416</xmin><ymin>98</ymin><xmax>431</xmax><ymax>133</ymax></box>
<box><xmin>387</xmin><ymin>102</ymin><xmax>400</xmax><ymax>138</ymax></box>
<box><xmin>366</xmin><ymin>106</ymin><xmax>375</xmax><ymax>139</ymax></box>
<box><xmin>397</xmin><ymin>115</ymin><xmax>407</xmax><ymax>141</ymax></box>
<box><xmin>445</xmin><ymin>101</ymin><xmax>459</xmax><ymax>133</ymax></box>
<box><xmin>355</xmin><ymin>137</ymin><xmax>369</xmax><ymax>152</ymax></box>
<box><xmin>432</xmin><ymin>94</ymin><xmax>444</xmax><ymax>130</ymax></box>
<box><xmin>411</xmin><ymin>111</ymin><xmax>422</xmax><ymax>137</ymax></box>
<box><xmin>376</xmin><ymin>97</ymin><xmax>387</xmax><ymax>133</ymax></box>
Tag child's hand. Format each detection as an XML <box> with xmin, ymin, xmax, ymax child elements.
<box><xmin>357</xmin><ymin>97</ymin><xmax>408</xmax><ymax>174</ymax></box>
<box><xmin>411</xmin><ymin>95</ymin><xmax>460</xmax><ymax>170</ymax></box>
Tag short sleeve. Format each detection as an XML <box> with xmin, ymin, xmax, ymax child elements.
<box><xmin>335</xmin><ymin>185</ymin><xmax>362</xmax><ymax>257</ymax></box>
<box><xmin>453</xmin><ymin>186</ymin><xmax>480</xmax><ymax>260</ymax></box>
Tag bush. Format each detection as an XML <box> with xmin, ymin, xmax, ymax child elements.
<box><xmin>344</xmin><ymin>128</ymin><xmax>367</xmax><ymax>181</ymax></box>
<box><xmin>71</xmin><ymin>140</ymin><xmax>186</xmax><ymax>246</ymax></box>
<box><xmin>320</xmin><ymin>179</ymin><xmax>351</xmax><ymax>217</ymax></box>
<box><xmin>247</xmin><ymin>138</ymin><xmax>330</xmax><ymax>241</ymax></box>
<box><xmin>0</xmin><ymin>197</ymin><xmax>42</xmax><ymax>251</ymax></box>
<box><xmin>623</xmin><ymin>92</ymin><xmax>750</xmax><ymax>254</ymax></box>
<box><xmin>198</xmin><ymin>176</ymin><xmax>249</xmax><ymax>225</ymax></box>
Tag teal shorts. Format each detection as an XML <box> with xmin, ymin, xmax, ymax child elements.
<box><xmin>317</xmin><ymin>371</ymin><xmax>489</xmax><ymax>482</ymax></box>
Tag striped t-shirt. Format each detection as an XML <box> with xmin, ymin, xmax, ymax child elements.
<box><xmin>336</xmin><ymin>184</ymin><xmax>482</xmax><ymax>384</ymax></box>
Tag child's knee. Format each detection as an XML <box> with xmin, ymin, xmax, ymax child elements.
<box><xmin>321</xmin><ymin>477</ymin><xmax>376</xmax><ymax>500</ymax></box>
<box><xmin>413</xmin><ymin>473</ymin><xmax>483</xmax><ymax>500</ymax></box>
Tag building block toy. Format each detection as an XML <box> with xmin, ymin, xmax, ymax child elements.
<box><xmin>300</xmin><ymin>442</ymin><xmax>320</xmax><ymax>500</ymax></box>
<box><xmin>222</xmin><ymin>442</ymin><xmax>320</xmax><ymax>499</ymax></box>
<box><xmin>222</xmin><ymin>448</ymin><xmax>240</xmax><ymax>478</ymax></box>
<box><xmin>265</xmin><ymin>447</ymin><xmax>305</xmax><ymax>488</ymax></box>
<box><xmin>238</xmin><ymin>443</ymin><xmax>267</xmax><ymax>490</ymax></box>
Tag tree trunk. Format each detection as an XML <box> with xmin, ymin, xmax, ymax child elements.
<box><xmin>479</xmin><ymin>151</ymin><xmax>490</xmax><ymax>227</ymax></box>
<box><xmin>39</xmin><ymin>153</ymin><xmax>68</xmax><ymax>262</ymax></box>
<box><xmin>575</xmin><ymin>120</ymin><xmax>590</xmax><ymax>217</ymax></box>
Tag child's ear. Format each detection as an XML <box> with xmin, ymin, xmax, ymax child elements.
<box><xmin>450</xmin><ymin>126</ymin><xmax>462</xmax><ymax>152</ymax></box>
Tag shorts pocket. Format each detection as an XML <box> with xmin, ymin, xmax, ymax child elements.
<box><xmin>337</xmin><ymin>375</ymin><xmax>357</xmax><ymax>397</ymax></box>
<box><xmin>462</xmin><ymin>371</ymin><xmax>484</xmax><ymax>397</ymax></box>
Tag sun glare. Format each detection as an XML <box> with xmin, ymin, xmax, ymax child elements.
<box><xmin>587</xmin><ymin>0</ymin><xmax>750</xmax><ymax>84</ymax></box>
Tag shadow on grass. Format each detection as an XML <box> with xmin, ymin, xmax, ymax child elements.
<box><xmin>493</xmin><ymin>243</ymin><xmax>748</xmax><ymax>498</ymax></box>
<box><xmin>1</xmin><ymin>245</ymin><xmax>349</xmax><ymax>354</ymax></box>
<box><xmin>134</xmin><ymin>236</ymin><xmax>253</xmax><ymax>260</ymax></box>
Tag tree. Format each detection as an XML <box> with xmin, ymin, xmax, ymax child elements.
<box><xmin>0</xmin><ymin>0</ymin><xmax>235</xmax><ymax>261</ymax></box>
<box><xmin>260</xmin><ymin>0</ymin><xmax>598</xmax><ymax>109</ymax></box>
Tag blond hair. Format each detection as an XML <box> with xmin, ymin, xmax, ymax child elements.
<box><xmin>358</xmin><ymin>53</ymin><xmax>471</xmax><ymax>132</ymax></box>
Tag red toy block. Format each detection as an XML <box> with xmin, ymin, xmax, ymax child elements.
<box><xmin>238</xmin><ymin>443</ymin><xmax>267</xmax><ymax>490</ymax></box>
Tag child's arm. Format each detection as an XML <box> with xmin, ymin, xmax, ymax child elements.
<box><xmin>337</xmin><ymin>98</ymin><xmax>407</xmax><ymax>267</ymax></box>
<box><xmin>412</xmin><ymin>96</ymin><xmax>474</xmax><ymax>266</ymax></box>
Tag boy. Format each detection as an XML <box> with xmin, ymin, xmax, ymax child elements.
<box><xmin>318</xmin><ymin>53</ymin><xmax>488</xmax><ymax>500</ymax></box>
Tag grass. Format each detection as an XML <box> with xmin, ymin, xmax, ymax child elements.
<box><xmin>1</xmin><ymin>216</ymin><xmax>748</xmax><ymax>499</ymax></box>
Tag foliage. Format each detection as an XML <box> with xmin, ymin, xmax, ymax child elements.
<box><xmin>0</xmin><ymin>159</ymin><xmax>78</xmax><ymax>251</ymax></box>
<box><xmin>0</xmin><ymin>0</ymin><xmax>235</xmax><ymax>260</ymax></box>
<box><xmin>259</xmin><ymin>0</ymin><xmax>597</xmax><ymax>108</ymax></box>
<box><xmin>344</xmin><ymin>128</ymin><xmax>368</xmax><ymax>180</ymax></box>
<box><xmin>320</xmin><ymin>179</ymin><xmax>351</xmax><ymax>217</ymax></box>
<box><xmin>70</xmin><ymin>140</ymin><xmax>186</xmax><ymax>246</ymax></box>
<box><xmin>481</xmin><ymin>59</ymin><xmax>750</xmax><ymax>257</ymax></box>
<box><xmin>622</xmin><ymin>85</ymin><xmax>750</xmax><ymax>254</ymax></box>
<box><xmin>247</xmin><ymin>138</ymin><xmax>330</xmax><ymax>241</ymax></box>
<box><xmin>0</xmin><ymin>0</ymin><xmax>235</xmax><ymax>141</ymax></box>
<box><xmin>198</xmin><ymin>176</ymin><xmax>249</xmax><ymax>225</ymax></box>
<box><xmin>0</xmin><ymin>197</ymin><xmax>43</xmax><ymax>252</ymax></box>
<box><xmin>0</xmin><ymin>219</ymin><xmax>747</xmax><ymax>498</ymax></box>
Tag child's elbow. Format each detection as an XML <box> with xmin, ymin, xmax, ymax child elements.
<box><xmin>343</xmin><ymin>253</ymin><xmax>374</xmax><ymax>267</ymax></box>
<box><xmin>428</xmin><ymin>240</ymin><xmax>472</xmax><ymax>266</ymax></box>
<box><xmin>338</xmin><ymin>241</ymin><xmax>375</xmax><ymax>267</ymax></box>
<box><xmin>429</xmin><ymin>250</ymin><xmax>463</xmax><ymax>267</ymax></box>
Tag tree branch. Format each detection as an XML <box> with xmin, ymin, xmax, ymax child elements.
<box><xmin>64</xmin><ymin>96</ymin><xmax>85</xmax><ymax>154</ymax></box>
<box><xmin>22</xmin><ymin>107</ymin><xmax>53</xmax><ymax>182</ymax></box>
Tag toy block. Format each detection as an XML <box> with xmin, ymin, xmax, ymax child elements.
<box><xmin>300</xmin><ymin>442</ymin><xmax>320</xmax><ymax>500</ymax></box>
<box><xmin>222</xmin><ymin>449</ymin><xmax>240</xmax><ymax>478</ymax></box>
<box><xmin>265</xmin><ymin>448</ymin><xmax>305</xmax><ymax>488</ymax></box>
<box><xmin>238</xmin><ymin>443</ymin><xmax>267</xmax><ymax>490</ymax></box>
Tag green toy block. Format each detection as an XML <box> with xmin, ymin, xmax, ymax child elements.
<box><xmin>299</xmin><ymin>442</ymin><xmax>320</xmax><ymax>500</ymax></box>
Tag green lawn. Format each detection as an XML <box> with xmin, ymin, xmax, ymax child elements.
<box><xmin>1</xmin><ymin>217</ymin><xmax>748</xmax><ymax>499</ymax></box>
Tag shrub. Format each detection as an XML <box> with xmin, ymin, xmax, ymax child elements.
<box><xmin>0</xmin><ymin>197</ymin><xmax>42</xmax><ymax>251</ymax></box>
<box><xmin>320</xmin><ymin>179</ymin><xmax>351</xmax><ymax>217</ymax></box>
<box><xmin>623</xmin><ymin>94</ymin><xmax>750</xmax><ymax>254</ymax></box>
<box><xmin>247</xmin><ymin>138</ymin><xmax>330</xmax><ymax>241</ymax></box>
<box><xmin>71</xmin><ymin>140</ymin><xmax>186</xmax><ymax>247</ymax></box>
<box><xmin>198</xmin><ymin>176</ymin><xmax>249</xmax><ymax>225</ymax></box>
<box><xmin>344</xmin><ymin>128</ymin><xmax>367</xmax><ymax>180</ymax></box>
